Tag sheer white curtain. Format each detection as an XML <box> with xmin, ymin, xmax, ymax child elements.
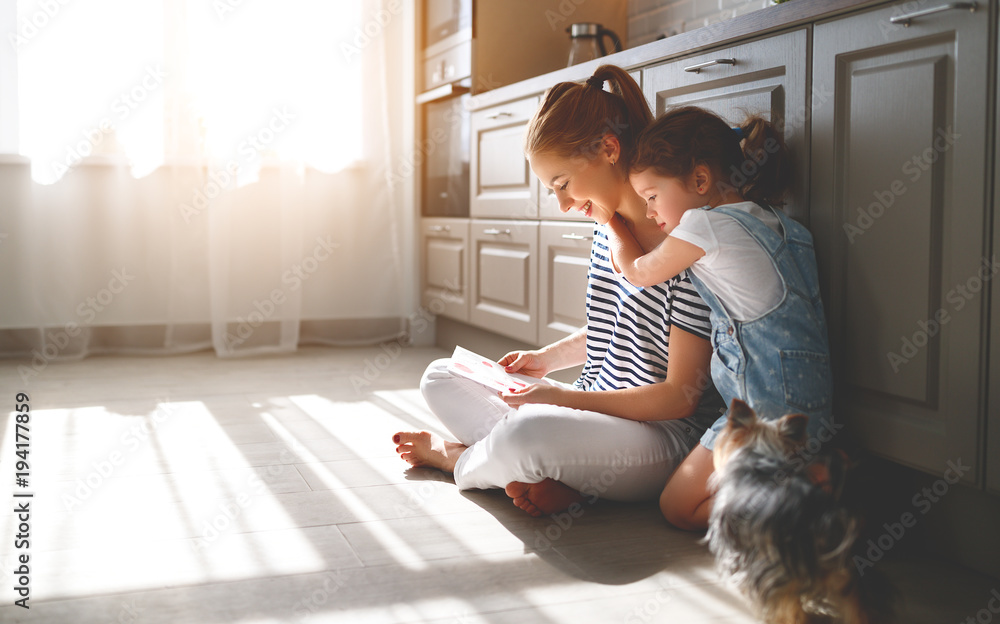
<box><xmin>0</xmin><ymin>0</ymin><xmax>412</xmax><ymax>369</ymax></box>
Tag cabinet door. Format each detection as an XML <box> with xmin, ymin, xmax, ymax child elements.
<box><xmin>470</xmin><ymin>97</ymin><xmax>539</xmax><ymax>219</ymax></box>
<box><xmin>469</xmin><ymin>220</ymin><xmax>538</xmax><ymax>343</ymax></box>
<box><xmin>421</xmin><ymin>218</ymin><xmax>470</xmax><ymax>322</ymax></box>
<box><xmin>989</xmin><ymin>27</ymin><xmax>1000</xmax><ymax>495</ymax></box>
<box><xmin>642</xmin><ymin>29</ymin><xmax>809</xmax><ymax>223</ymax></box>
<box><xmin>812</xmin><ymin>2</ymin><xmax>988</xmax><ymax>483</ymax></box>
<box><xmin>538</xmin><ymin>221</ymin><xmax>593</xmax><ymax>345</ymax></box>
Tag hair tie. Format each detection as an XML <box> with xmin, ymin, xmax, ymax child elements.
<box><xmin>585</xmin><ymin>75</ymin><xmax>605</xmax><ymax>90</ymax></box>
<box><xmin>732</xmin><ymin>126</ymin><xmax>744</xmax><ymax>140</ymax></box>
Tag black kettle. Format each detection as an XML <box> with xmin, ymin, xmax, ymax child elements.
<box><xmin>566</xmin><ymin>23</ymin><xmax>623</xmax><ymax>66</ymax></box>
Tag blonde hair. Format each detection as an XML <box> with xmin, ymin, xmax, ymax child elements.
<box><xmin>525</xmin><ymin>64</ymin><xmax>653</xmax><ymax>168</ymax></box>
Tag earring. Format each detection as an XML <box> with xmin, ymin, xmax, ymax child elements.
<box><xmin>611</xmin><ymin>159</ymin><xmax>616</xmax><ymax>167</ymax></box>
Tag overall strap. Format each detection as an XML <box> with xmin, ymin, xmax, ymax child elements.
<box><xmin>704</xmin><ymin>204</ymin><xmax>785</xmax><ymax>255</ymax></box>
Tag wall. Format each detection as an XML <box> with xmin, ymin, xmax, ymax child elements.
<box><xmin>627</xmin><ymin>0</ymin><xmax>772</xmax><ymax>48</ymax></box>
<box><xmin>474</xmin><ymin>0</ymin><xmax>629</xmax><ymax>93</ymax></box>
<box><xmin>0</xmin><ymin>1</ymin><xmax>17</xmax><ymax>152</ymax></box>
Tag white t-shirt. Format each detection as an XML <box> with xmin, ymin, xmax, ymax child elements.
<box><xmin>668</xmin><ymin>202</ymin><xmax>784</xmax><ymax>321</ymax></box>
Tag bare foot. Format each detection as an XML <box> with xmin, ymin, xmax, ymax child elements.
<box><xmin>505</xmin><ymin>479</ymin><xmax>586</xmax><ymax>517</ymax></box>
<box><xmin>393</xmin><ymin>431</ymin><xmax>466</xmax><ymax>473</ymax></box>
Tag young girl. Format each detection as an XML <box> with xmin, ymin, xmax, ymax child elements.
<box><xmin>605</xmin><ymin>106</ymin><xmax>834</xmax><ymax>529</ymax></box>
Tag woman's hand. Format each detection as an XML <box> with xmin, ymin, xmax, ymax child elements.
<box><xmin>499</xmin><ymin>384</ymin><xmax>565</xmax><ymax>408</ymax></box>
<box><xmin>497</xmin><ymin>350</ymin><xmax>551</xmax><ymax>379</ymax></box>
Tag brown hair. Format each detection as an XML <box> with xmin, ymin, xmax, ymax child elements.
<box><xmin>630</xmin><ymin>106</ymin><xmax>791</xmax><ymax>207</ymax></box>
<box><xmin>524</xmin><ymin>64</ymin><xmax>653</xmax><ymax>169</ymax></box>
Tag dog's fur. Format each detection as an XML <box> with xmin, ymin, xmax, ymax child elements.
<box><xmin>706</xmin><ymin>400</ymin><xmax>895</xmax><ymax>624</ymax></box>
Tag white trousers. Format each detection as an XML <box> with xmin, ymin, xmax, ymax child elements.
<box><xmin>420</xmin><ymin>359</ymin><xmax>701</xmax><ymax>502</ymax></box>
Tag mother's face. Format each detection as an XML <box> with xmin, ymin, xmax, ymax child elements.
<box><xmin>527</xmin><ymin>149</ymin><xmax>622</xmax><ymax>226</ymax></box>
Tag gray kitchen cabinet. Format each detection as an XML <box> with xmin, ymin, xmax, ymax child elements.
<box><xmin>641</xmin><ymin>29</ymin><xmax>810</xmax><ymax>223</ymax></box>
<box><xmin>470</xmin><ymin>97</ymin><xmax>539</xmax><ymax>219</ymax></box>
<box><xmin>989</xmin><ymin>29</ymin><xmax>1000</xmax><ymax>496</ymax></box>
<box><xmin>421</xmin><ymin>218</ymin><xmax>471</xmax><ymax>322</ymax></box>
<box><xmin>469</xmin><ymin>219</ymin><xmax>539</xmax><ymax>343</ymax></box>
<box><xmin>811</xmin><ymin>1</ymin><xmax>988</xmax><ymax>483</ymax></box>
<box><xmin>538</xmin><ymin>221</ymin><xmax>593</xmax><ymax>345</ymax></box>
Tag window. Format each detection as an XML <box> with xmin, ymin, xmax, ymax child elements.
<box><xmin>12</xmin><ymin>0</ymin><xmax>364</xmax><ymax>184</ymax></box>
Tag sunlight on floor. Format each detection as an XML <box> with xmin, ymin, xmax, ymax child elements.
<box><xmin>260</xmin><ymin>398</ymin><xmax>430</xmax><ymax>572</ymax></box>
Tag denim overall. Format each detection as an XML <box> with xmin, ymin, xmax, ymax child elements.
<box><xmin>690</xmin><ymin>204</ymin><xmax>834</xmax><ymax>450</ymax></box>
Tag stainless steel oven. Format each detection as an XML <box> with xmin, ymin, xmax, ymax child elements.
<box><xmin>417</xmin><ymin>0</ymin><xmax>472</xmax><ymax>218</ymax></box>
<box><xmin>423</xmin><ymin>0</ymin><xmax>472</xmax><ymax>49</ymax></box>
<box><xmin>421</xmin><ymin>93</ymin><xmax>470</xmax><ymax>217</ymax></box>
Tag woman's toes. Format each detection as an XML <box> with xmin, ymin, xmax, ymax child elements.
<box><xmin>521</xmin><ymin>501</ymin><xmax>541</xmax><ymax>517</ymax></box>
<box><xmin>395</xmin><ymin>431</ymin><xmax>429</xmax><ymax>446</ymax></box>
<box><xmin>391</xmin><ymin>431</ymin><xmax>465</xmax><ymax>472</ymax></box>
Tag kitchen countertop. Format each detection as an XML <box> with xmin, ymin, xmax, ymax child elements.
<box><xmin>468</xmin><ymin>0</ymin><xmax>887</xmax><ymax>110</ymax></box>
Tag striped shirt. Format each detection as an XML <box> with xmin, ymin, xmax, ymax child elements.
<box><xmin>575</xmin><ymin>224</ymin><xmax>714</xmax><ymax>392</ymax></box>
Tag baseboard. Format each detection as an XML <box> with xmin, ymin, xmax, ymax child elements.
<box><xmin>0</xmin><ymin>317</ymin><xmax>409</xmax><ymax>359</ymax></box>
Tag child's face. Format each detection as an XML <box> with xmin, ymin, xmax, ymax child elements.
<box><xmin>528</xmin><ymin>149</ymin><xmax>620</xmax><ymax>225</ymax></box>
<box><xmin>629</xmin><ymin>168</ymin><xmax>706</xmax><ymax>233</ymax></box>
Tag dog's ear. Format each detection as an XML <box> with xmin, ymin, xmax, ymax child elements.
<box><xmin>777</xmin><ymin>412</ymin><xmax>808</xmax><ymax>444</ymax></box>
<box><xmin>806</xmin><ymin>461</ymin><xmax>832</xmax><ymax>494</ymax></box>
<box><xmin>726</xmin><ymin>399</ymin><xmax>757</xmax><ymax>430</ymax></box>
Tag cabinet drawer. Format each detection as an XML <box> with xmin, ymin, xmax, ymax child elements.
<box><xmin>423</xmin><ymin>39</ymin><xmax>471</xmax><ymax>93</ymax></box>
<box><xmin>642</xmin><ymin>29</ymin><xmax>809</xmax><ymax>223</ymax></box>
<box><xmin>470</xmin><ymin>97</ymin><xmax>539</xmax><ymax>219</ymax></box>
<box><xmin>538</xmin><ymin>222</ymin><xmax>593</xmax><ymax>345</ymax></box>
<box><xmin>469</xmin><ymin>220</ymin><xmax>538</xmax><ymax>343</ymax></box>
<box><xmin>421</xmin><ymin>218</ymin><xmax>470</xmax><ymax>322</ymax></box>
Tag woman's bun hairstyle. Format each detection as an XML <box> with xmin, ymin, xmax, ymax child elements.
<box><xmin>525</xmin><ymin>64</ymin><xmax>653</xmax><ymax>171</ymax></box>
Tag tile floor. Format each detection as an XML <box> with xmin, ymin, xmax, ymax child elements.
<box><xmin>0</xmin><ymin>346</ymin><xmax>995</xmax><ymax>623</ymax></box>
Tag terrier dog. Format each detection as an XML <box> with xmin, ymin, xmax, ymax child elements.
<box><xmin>706</xmin><ymin>400</ymin><xmax>895</xmax><ymax>624</ymax></box>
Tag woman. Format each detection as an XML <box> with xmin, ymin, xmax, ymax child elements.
<box><xmin>393</xmin><ymin>65</ymin><xmax>724</xmax><ymax>519</ymax></box>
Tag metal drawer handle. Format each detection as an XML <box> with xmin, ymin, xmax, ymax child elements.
<box><xmin>683</xmin><ymin>58</ymin><xmax>736</xmax><ymax>74</ymax></box>
<box><xmin>427</xmin><ymin>225</ymin><xmax>450</xmax><ymax>233</ymax></box>
<box><xmin>561</xmin><ymin>233</ymin><xmax>593</xmax><ymax>241</ymax></box>
<box><xmin>890</xmin><ymin>1</ymin><xmax>976</xmax><ymax>25</ymax></box>
<box><xmin>483</xmin><ymin>228</ymin><xmax>511</xmax><ymax>235</ymax></box>
<box><xmin>486</xmin><ymin>111</ymin><xmax>513</xmax><ymax>120</ymax></box>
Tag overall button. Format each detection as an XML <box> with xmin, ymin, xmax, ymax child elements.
<box><xmin>727</xmin><ymin>327</ymin><xmax>734</xmax><ymax>336</ymax></box>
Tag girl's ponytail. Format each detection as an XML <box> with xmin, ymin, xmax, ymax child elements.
<box><xmin>525</xmin><ymin>64</ymin><xmax>652</xmax><ymax>168</ymax></box>
<box><xmin>631</xmin><ymin>106</ymin><xmax>792</xmax><ymax>208</ymax></box>
<box><xmin>736</xmin><ymin>116</ymin><xmax>791</xmax><ymax>207</ymax></box>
